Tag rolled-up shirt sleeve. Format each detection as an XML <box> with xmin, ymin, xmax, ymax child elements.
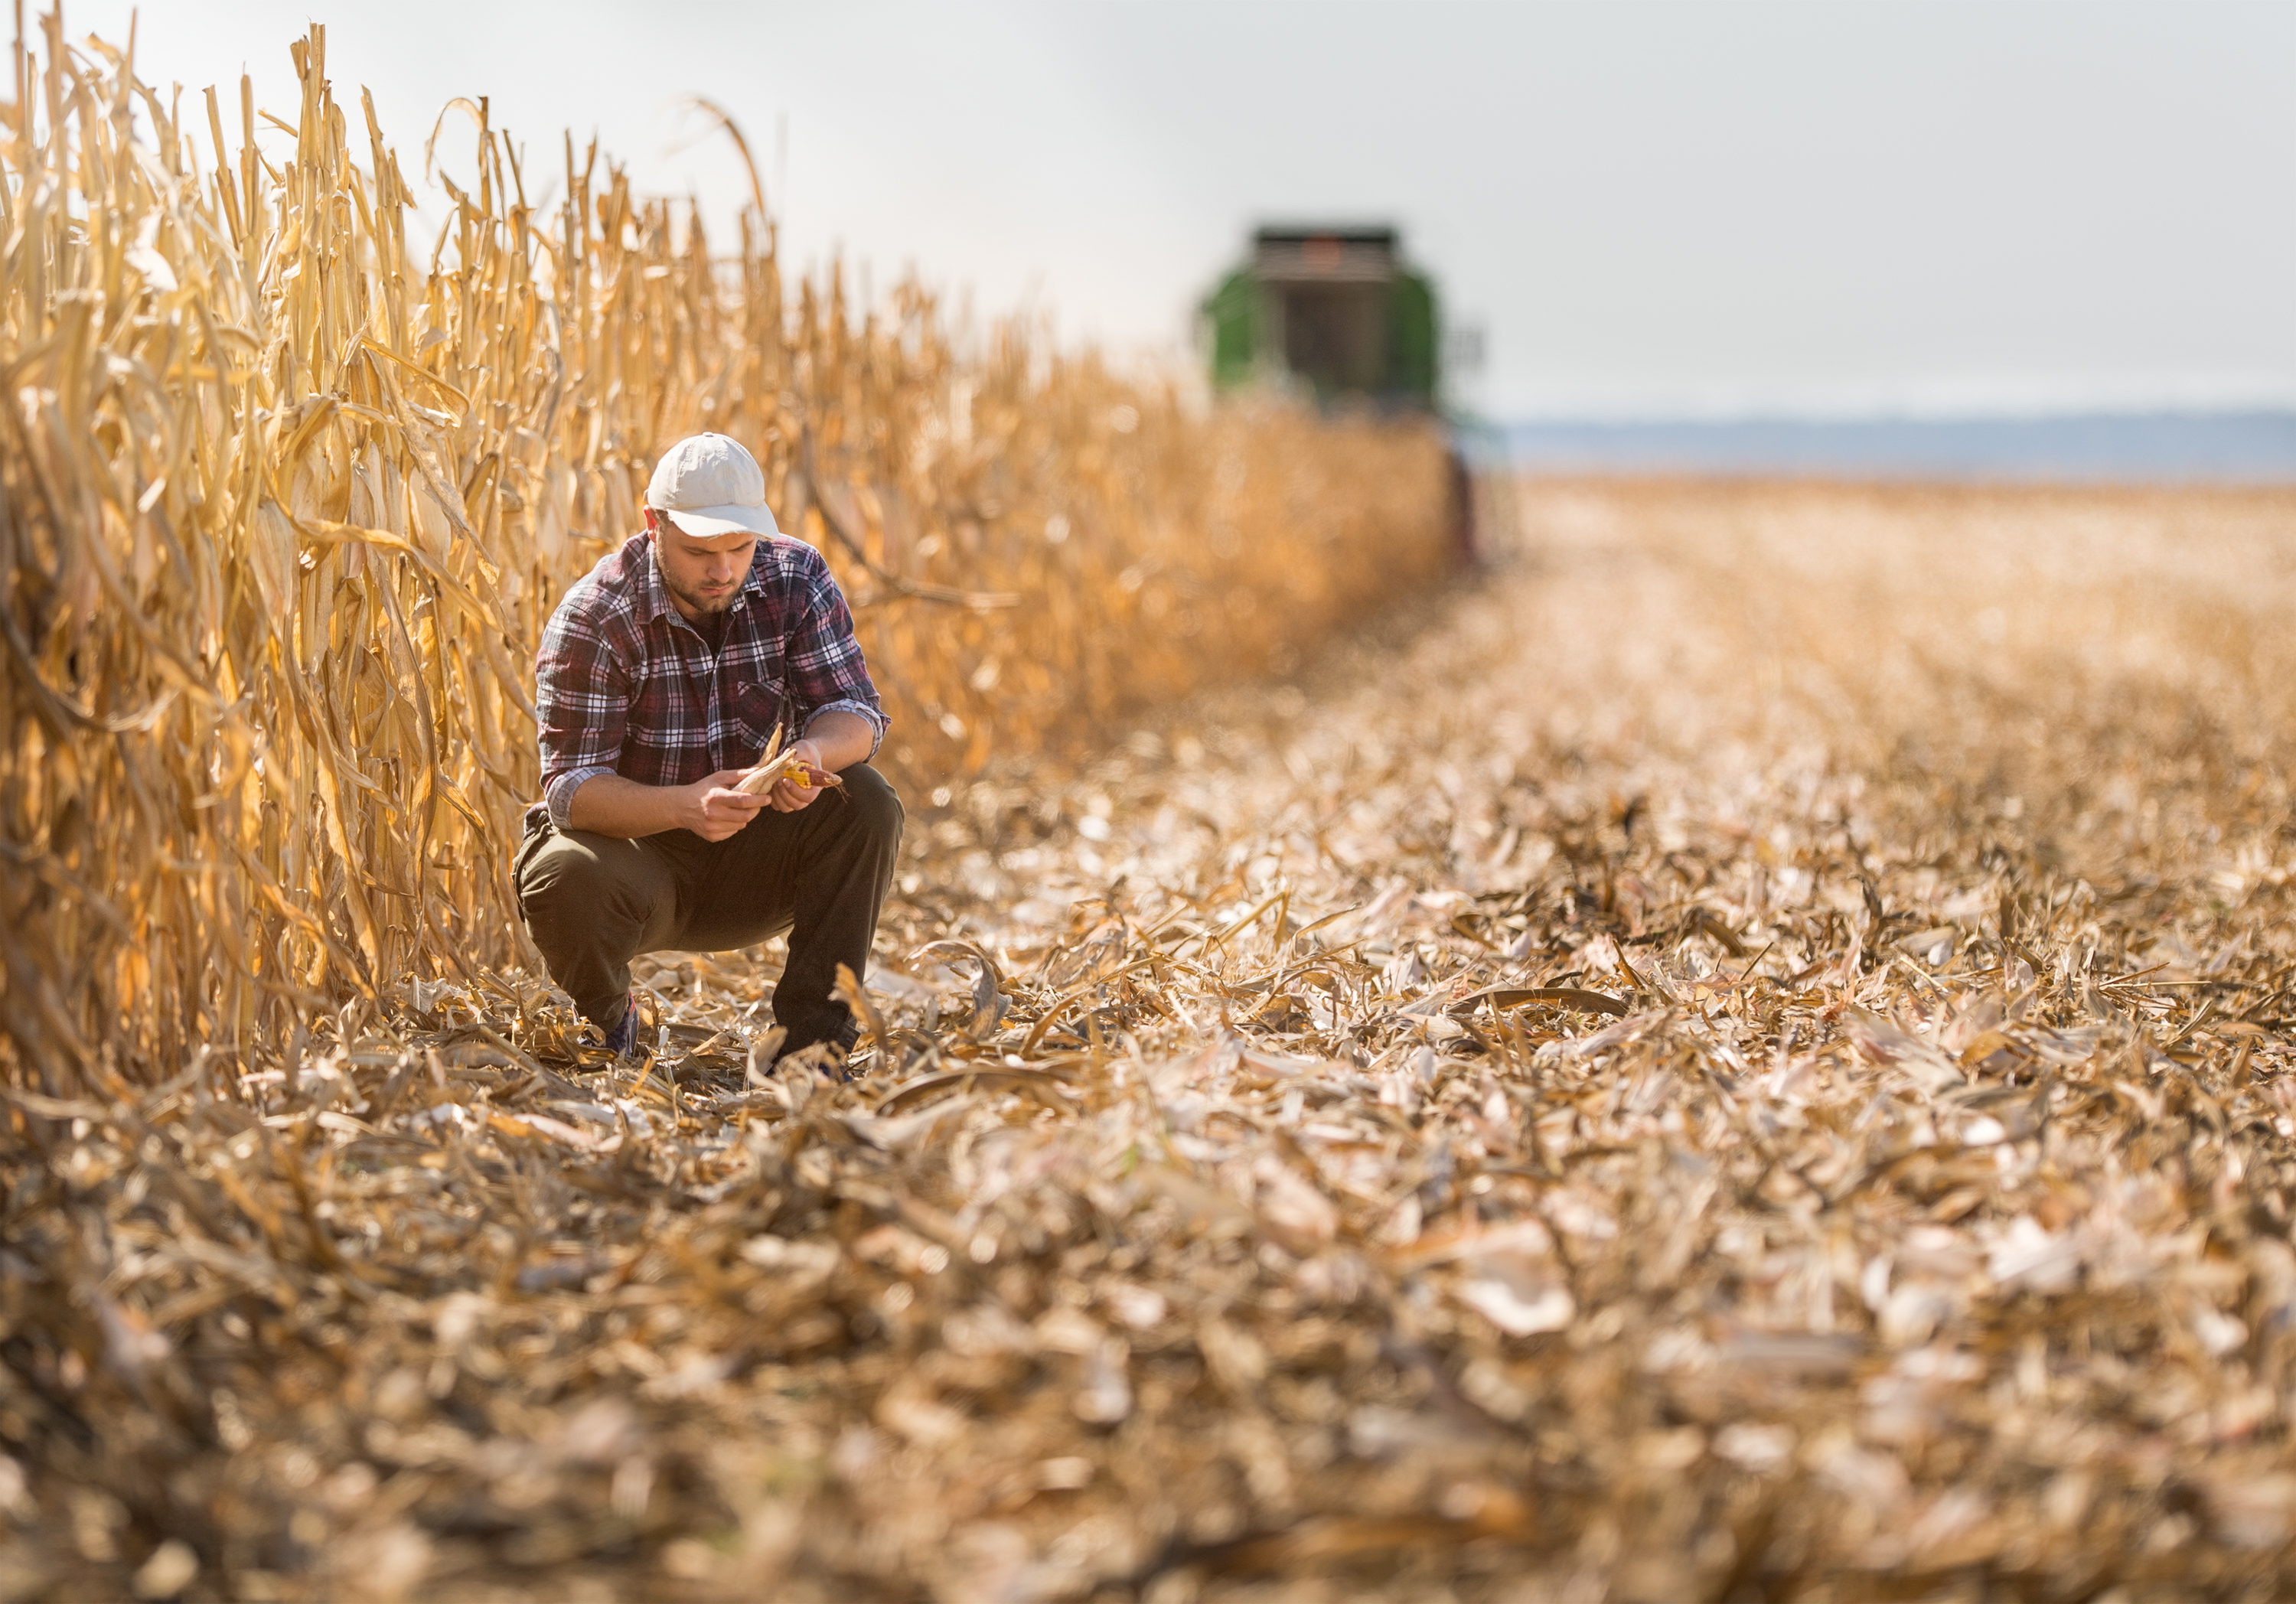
<box><xmin>788</xmin><ymin>564</ymin><xmax>889</xmax><ymax>757</ymax></box>
<box><xmin>535</xmin><ymin>600</ymin><xmax>628</xmax><ymax>830</ymax></box>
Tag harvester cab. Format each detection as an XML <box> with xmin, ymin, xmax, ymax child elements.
<box><xmin>1202</xmin><ymin>226</ymin><xmax>1440</xmax><ymax>409</ymax></box>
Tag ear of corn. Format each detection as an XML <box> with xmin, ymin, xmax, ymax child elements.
<box><xmin>0</xmin><ymin>24</ymin><xmax>1454</xmax><ymax>1093</ymax></box>
<box><xmin>732</xmin><ymin>750</ymin><xmax>839</xmax><ymax>795</ymax></box>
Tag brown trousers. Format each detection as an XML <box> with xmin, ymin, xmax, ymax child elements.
<box><xmin>514</xmin><ymin>764</ymin><xmax>903</xmax><ymax>1051</ymax></box>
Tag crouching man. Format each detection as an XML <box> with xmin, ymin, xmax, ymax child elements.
<box><xmin>515</xmin><ymin>432</ymin><xmax>903</xmax><ymax>1065</ymax></box>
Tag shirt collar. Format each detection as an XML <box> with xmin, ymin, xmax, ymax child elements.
<box><xmin>738</xmin><ymin>536</ymin><xmax>774</xmax><ymax>602</ymax></box>
<box><xmin>638</xmin><ymin>536</ymin><xmax>679</xmax><ymax>627</ymax></box>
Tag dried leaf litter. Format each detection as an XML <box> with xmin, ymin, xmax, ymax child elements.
<box><xmin>11</xmin><ymin>481</ymin><xmax>2296</xmax><ymax>1601</ymax></box>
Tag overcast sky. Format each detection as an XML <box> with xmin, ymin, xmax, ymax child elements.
<box><xmin>58</xmin><ymin>0</ymin><xmax>2296</xmax><ymax>418</ymax></box>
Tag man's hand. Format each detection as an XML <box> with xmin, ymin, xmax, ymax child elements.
<box><xmin>768</xmin><ymin>739</ymin><xmax>831</xmax><ymax>813</ymax></box>
<box><xmin>563</xmin><ymin>712</ymin><xmax>872</xmax><ymax>839</ymax></box>
<box><xmin>681</xmin><ymin>768</ymin><xmax>774</xmax><ymax>840</ymax></box>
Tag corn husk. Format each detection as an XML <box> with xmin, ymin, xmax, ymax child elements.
<box><xmin>732</xmin><ymin>749</ymin><xmax>842</xmax><ymax>797</ymax></box>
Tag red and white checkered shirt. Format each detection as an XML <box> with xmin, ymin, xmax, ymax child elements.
<box><xmin>533</xmin><ymin>530</ymin><xmax>886</xmax><ymax>830</ymax></box>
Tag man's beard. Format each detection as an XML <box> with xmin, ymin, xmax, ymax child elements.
<box><xmin>666</xmin><ymin>574</ymin><xmax>737</xmax><ymax>615</ymax></box>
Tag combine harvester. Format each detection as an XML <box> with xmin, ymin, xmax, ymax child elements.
<box><xmin>1202</xmin><ymin>224</ymin><xmax>1485</xmax><ymax>562</ymax></box>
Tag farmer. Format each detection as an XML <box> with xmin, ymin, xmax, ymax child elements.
<box><xmin>516</xmin><ymin>432</ymin><xmax>902</xmax><ymax>1065</ymax></box>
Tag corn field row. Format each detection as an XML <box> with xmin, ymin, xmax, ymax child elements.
<box><xmin>0</xmin><ymin>19</ymin><xmax>1455</xmax><ymax>1094</ymax></box>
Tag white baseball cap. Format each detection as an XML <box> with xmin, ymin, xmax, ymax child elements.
<box><xmin>645</xmin><ymin>432</ymin><xmax>781</xmax><ymax>539</ymax></box>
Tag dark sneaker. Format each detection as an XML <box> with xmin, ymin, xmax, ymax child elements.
<box><xmin>774</xmin><ymin>1025</ymin><xmax>861</xmax><ymax>1080</ymax></box>
<box><xmin>602</xmin><ymin>1009</ymin><xmax>635</xmax><ymax>1058</ymax></box>
<box><xmin>595</xmin><ymin>990</ymin><xmax>644</xmax><ymax>1061</ymax></box>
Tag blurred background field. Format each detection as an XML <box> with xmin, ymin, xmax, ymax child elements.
<box><xmin>1506</xmin><ymin>412</ymin><xmax>2296</xmax><ymax>485</ymax></box>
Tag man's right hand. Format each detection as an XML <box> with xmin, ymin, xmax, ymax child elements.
<box><xmin>680</xmin><ymin>769</ymin><xmax>773</xmax><ymax>841</ymax></box>
<box><xmin>563</xmin><ymin>770</ymin><xmax>776</xmax><ymax>840</ymax></box>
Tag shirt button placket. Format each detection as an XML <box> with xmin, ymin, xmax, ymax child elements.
<box><xmin>702</xmin><ymin>647</ymin><xmax>722</xmax><ymax>772</ymax></box>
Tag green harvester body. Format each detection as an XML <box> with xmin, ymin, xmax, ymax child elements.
<box><xmin>1204</xmin><ymin>226</ymin><xmax>1441</xmax><ymax>410</ymax></box>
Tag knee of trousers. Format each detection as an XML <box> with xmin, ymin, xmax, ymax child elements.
<box><xmin>519</xmin><ymin>834</ymin><xmax>653</xmax><ymax>928</ymax></box>
<box><xmin>839</xmin><ymin>763</ymin><xmax>905</xmax><ymax>845</ymax></box>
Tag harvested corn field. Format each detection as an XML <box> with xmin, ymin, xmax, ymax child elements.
<box><xmin>11</xmin><ymin>478</ymin><xmax>2296</xmax><ymax>1602</ymax></box>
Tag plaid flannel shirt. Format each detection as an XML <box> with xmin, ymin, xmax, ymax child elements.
<box><xmin>533</xmin><ymin>530</ymin><xmax>887</xmax><ymax>830</ymax></box>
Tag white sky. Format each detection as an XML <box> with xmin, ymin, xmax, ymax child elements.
<box><xmin>51</xmin><ymin>0</ymin><xmax>2296</xmax><ymax>419</ymax></box>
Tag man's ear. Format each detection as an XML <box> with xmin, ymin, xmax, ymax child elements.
<box><xmin>641</xmin><ymin>505</ymin><xmax>660</xmax><ymax>538</ymax></box>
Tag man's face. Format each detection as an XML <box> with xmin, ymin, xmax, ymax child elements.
<box><xmin>647</xmin><ymin>510</ymin><xmax>757</xmax><ymax>618</ymax></box>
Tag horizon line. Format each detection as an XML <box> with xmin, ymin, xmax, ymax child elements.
<box><xmin>1495</xmin><ymin>405</ymin><xmax>2296</xmax><ymax>429</ymax></box>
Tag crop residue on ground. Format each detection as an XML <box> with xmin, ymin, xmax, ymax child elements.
<box><xmin>9</xmin><ymin>481</ymin><xmax>2296</xmax><ymax>1601</ymax></box>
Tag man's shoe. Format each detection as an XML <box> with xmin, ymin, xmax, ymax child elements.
<box><xmin>773</xmin><ymin>1024</ymin><xmax>861</xmax><ymax>1080</ymax></box>
<box><xmin>595</xmin><ymin>989</ymin><xmax>644</xmax><ymax>1061</ymax></box>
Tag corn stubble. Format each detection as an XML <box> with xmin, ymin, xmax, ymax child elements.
<box><xmin>17</xmin><ymin>456</ymin><xmax>2296</xmax><ymax>1600</ymax></box>
<box><xmin>9</xmin><ymin>20</ymin><xmax>2296</xmax><ymax>1604</ymax></box>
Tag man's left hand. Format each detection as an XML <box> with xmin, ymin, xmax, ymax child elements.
<box><xmin>769</xmin><ymin>738</ymin><xmax>832</xmax><ymax>812</ymax></box>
